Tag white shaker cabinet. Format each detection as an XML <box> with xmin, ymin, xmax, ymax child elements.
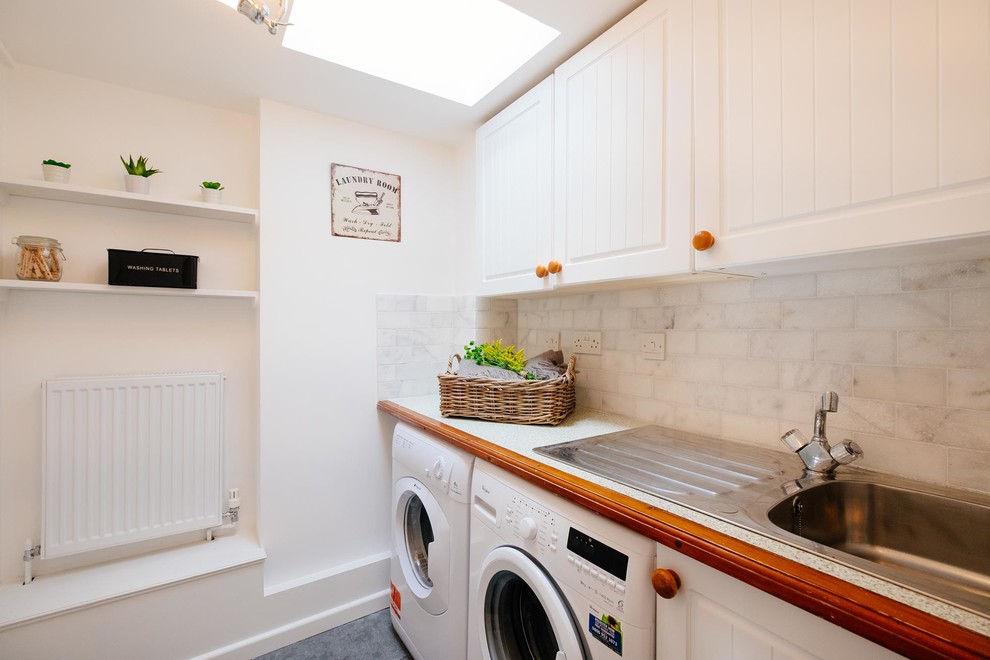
<box><xmin>476</xmin><ymin>76</ymin><xmax>554</xmax><ymax>296</ymax></box>
<box><xmin>692</xmin><ymin>0</ymin><xmax>990</xmax><ymax>272</ymax></box>
<box><xmin>553</xmin><ymin>0</ymin><xmax>693</xmax><ymax>286</ymax></box>
<box><xmin>476</xmin><ymin>0</ymin><xmax>693</xmax><ymax>295</ymax></box>
<box><xmin>655</xmin><ymin>544</ymin><xmax>904</xmax><ymax>659</ymax></box>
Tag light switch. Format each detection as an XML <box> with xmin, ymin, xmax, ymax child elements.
<box><xmin>640</xmin><ymin>333</ymin><xmax>666</xmax><ymax>360</ymax></box>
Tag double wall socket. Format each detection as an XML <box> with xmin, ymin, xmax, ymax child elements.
<box><xmin>572</xmin><ymin>331</ymin><xmax>602</xmax><ymax>355</ymax></box>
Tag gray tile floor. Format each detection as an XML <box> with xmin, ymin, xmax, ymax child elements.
<box><xmin>255</xmin><ymin>609</ymin><xmax>413</xmax><ymax>660</ymax></box>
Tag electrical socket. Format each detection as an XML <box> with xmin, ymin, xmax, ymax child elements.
<box><xmin>572</xmin><ymin>331</ymin><xmax>602</xmax><ymax>355</ymax></box>
<box><xmin>537</xmin><ymin>331</ymin><xmax>560</xmax><ymax>351</ymax></box>
<box><xmin>640</xmin><ymin>333</ymin><xmax>666</xmax><ymax>360</ymax></box>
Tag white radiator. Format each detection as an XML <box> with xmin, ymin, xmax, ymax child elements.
<box><xmin>41</xmin><ymin>372</ymin><xmax>224</xmax><ymax>559</ymax></box>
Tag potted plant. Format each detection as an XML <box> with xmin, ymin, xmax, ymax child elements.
<box><xmin>200</xmin><ymin>181</ymin><xmax>224</xmax><ymax>204</ymax></box>
<box><xmin>120</xmin><ymin>154</ymin><xmax>162</xmax><ymax>194</ymax></box>
<box><xmin>41</xmin><ymin>159</ymin><xmax>71</xmax><ymax>184</ymax></box>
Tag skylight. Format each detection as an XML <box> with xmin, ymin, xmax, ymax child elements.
<box><xmin>280</xmin><ymin>0</ymin><xmax>560</xmax><ymax>106</ymax></box>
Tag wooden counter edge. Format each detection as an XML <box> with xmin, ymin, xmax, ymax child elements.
<box><xmin>378</xmin><ymin>400</ymin><xmax>990</xmax><ymax>660</ymax></box>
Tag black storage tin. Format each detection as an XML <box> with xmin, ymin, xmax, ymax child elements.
<box><xmin>107</xmin><ymin>249</ymin><xmax>198</xmax><ymax>289</ymax></box>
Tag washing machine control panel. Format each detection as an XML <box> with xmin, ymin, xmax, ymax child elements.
<box><xmin>506</xmin><ymin>495</ymin><xmax>557</xmax><ymax>549</ymax></box>
<box><xmin>505</xmin><ymin>493</ymin><xmax>632</xmax><ymax>610</ymax></box>
<box><xmin>392</xmin><ymin>424</ymin><xmax>473</xmax><ymax>503</ymax></box>
<box><xmin>563</xmin><ymin>527</ymin><xmax>630</xmax><ymax>600</ymax></box>
<box><xmin>431</xmin><ymin>457</ymin><xmax>445</xmax><ymax>481</ymax></box>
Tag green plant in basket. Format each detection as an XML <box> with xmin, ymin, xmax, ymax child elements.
<box><xmin>200</xmin><ymin>181</ymin><xmax>224</xmax><ymax>190</ymax></box>
<box><xmin>464</xmin><ymin>339</ymin><xmax>529</xmax><ymax>374</ymax></box>
<box><xmin>42</xmin><ymin>159</ymin><xmax>71</xmax><ymax>169</ymax></box>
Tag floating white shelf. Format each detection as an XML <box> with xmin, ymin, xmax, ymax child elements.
<box><xmin>0</xmin><ymin>279</ymin><xmax>258</xmax><ymax>302</ymax></box>
<box><xmin>0</xmin><ymin>176</ymin><xmax>258</xmax><ymax>225</ymax></box>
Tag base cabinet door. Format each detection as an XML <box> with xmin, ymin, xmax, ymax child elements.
<box><xmin>692</xmin><ymin>0</ymin><xmax>990</xmax><ymax>271</ymax></box>
<box><xmin>553</xmin><ymin>0</ymin><xmax>693</xmax><ymax>286</ymax></box>
<box><xmin>476</xmin><ymin>76</ymin><xmax>554</xmax><ymax>295</ymax></box>
<box><xmin>655</xmin><ymin>545</ymin><xmax>904</xmax><ymax>659</ymax></box>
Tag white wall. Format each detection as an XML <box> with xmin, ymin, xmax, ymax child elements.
<box><xmin>0</xmin><ymin>66</ymin><xmax>282</xmax><ymax>657</ymax></box>
<box><xmin>0</xmin><ymin>53</ymin><xmax>8</xmax><ymax>172</ymax></box>
<box><xmin>0</xmin><ymin>65</ymin><xmax>464</xmax><ymax>659</ymax></box>
<box><xmin>0</xmin><ymin>65</ymin><xmax>260</xmax><ymax>582</ymax></box>
<box><xmin>258</xmin><ymin>99</ymin><xmax>465</xmax><ymax>590</ymax></box>
<box><xmin>3</xmin><ymin>66</ymin><xmax>258</xmax><ymax>205</ymax></box>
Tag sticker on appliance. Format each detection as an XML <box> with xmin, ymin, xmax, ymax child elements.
<box><xmin>588</xmin><ymin>608</ymin><xmax>623</xmax><ymax>655</ymax></box>
<box><xmin>390</xmin><ymin>581</ymin><xmax>402</xmax><ymax>619</ymax></box>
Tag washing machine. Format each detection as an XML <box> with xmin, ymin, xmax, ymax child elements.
<box><xmin>468</xmin><ymin>461</ymin><xmax>656</xmax><ymax>659</ymax></box>
<box><xmin>390</xmin><ymin>422</ymin><xmax>475</xmax><ymax>660</ymax></box>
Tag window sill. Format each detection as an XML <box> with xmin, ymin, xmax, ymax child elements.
<box><xmin>0</xmin><ymin>533</ymin><xmax>266</xmax><ymax>631</ymax></box>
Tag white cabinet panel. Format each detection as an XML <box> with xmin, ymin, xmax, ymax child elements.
<box><xmin>694</xmin><ymin>0</ymin><xmax>990</xmax><ymax>271</ymax></box>
<box><xmin>655</xmin><ymin>544</ymin><xmax>904</xmax><ymax>659</ymax></box>
<box><xmin>940</xmin><ymin>0</ymin><xmax>990</xmax><ymax>186</ymax></box>
<box><xmin>892</xmin><ymin>0</ymin><xmax>939</xmax><ymax>196</ymax></box>
<box><xmin>553</xmin><ymin>0</ymin><xmax>692</xmax><ymax>286</ymax></box>
<box><xmin>780</xmin><ymin>0</ymin><xmax>815</xmax><ymax>220</ymax></box>
<box><xmin>476</xmin><ymin>77</ymin><xmax>553</xmax><ymax>295</ymax></box>
<box><xmin>850</xmin><ymin>0</ymin><xmax>893</xmax><ymax>205</ymax></box>
<box><xmin>814</xmin><ymin>0</ymin><xmax>852</xmax><ymax>212</ymax></box>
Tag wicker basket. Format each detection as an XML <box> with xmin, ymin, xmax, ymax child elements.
<box><xmin>438</xmin><ymin>354</ymin><xmax>577</xmax><ymax>425</ymax></box>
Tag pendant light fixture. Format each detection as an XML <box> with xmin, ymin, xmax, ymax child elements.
<box><xmin>234</xmin><ymin>0</ymin><xmax>291</xmax><ymax>35</ymax></box>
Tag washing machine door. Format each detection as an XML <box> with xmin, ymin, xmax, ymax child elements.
<box><xmin>394</xmin><ymin>476</ymin><xmax>451</xmax><ymax>615</ymax></box>
<box><xmin>476</xmin><ymin>546</ymin><xmax>587</xmax><ymax>660</ymax></box>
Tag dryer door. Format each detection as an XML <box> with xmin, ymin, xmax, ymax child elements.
<box><xmin>393</xmin><ymin>476</ymin><xmax>451</xmax><ymax>615</ymax></box>
<box><xmin>476</xmin><ymin>546</ymin><xmax>587</xmax><ymax>660</ymax></box>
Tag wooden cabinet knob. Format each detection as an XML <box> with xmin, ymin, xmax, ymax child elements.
<box><xmin>547</xmin><ymin>259</ymin><xmax>562</xmax><ymax>274</ymax></box>
<box><xmin>692</xmin><ymin>230</ymin><xmax>716</xmax><ymax>251</ymax></box>
<box><xmin>535</xmin><ymin>264</ymin><xmax>549</xmax><ymax>278</ymax></box>
<box><xmin>652</xmin><ymin>568</ymin><xmax>681</xmax><ymax>599</ymax></box>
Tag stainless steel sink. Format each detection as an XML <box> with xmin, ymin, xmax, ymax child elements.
<box><xmin>759</xmin><ymin>477</ymin><xmax>990</xmax><ymax>614</ymax></box>
<box><xmin>535</xmin><ymin>425</ymin><xmax>990</xmax><ymax>615</ymax></box>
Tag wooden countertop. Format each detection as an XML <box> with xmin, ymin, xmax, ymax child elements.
<box><xmin>379</xmin><ymin>398</ymin><xmax>990</xmax><ymax>660</ymax></box>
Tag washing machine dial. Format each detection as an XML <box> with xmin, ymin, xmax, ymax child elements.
<box><xmin>432</xmin><ymin>457</ymin><xmax>445</xmax><ymax>480</ymax></box>
<box><xmin>517</xmin><ymin>516</ymin><xmax>538</xmax><ymax>541</ymax></box>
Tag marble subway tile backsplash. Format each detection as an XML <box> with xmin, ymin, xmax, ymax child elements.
<box><xmin>377</xmin><ymin>294</ymin><xmax>516</xmax><ymax>399</ymax></box>
<box><xmin>514</xmin><ymin>258</ymin><xmax>990</xmax><ymax>496</ymax></box>
<box><xmin>377</xmin><ymin>258</ymin><xmax>990</xmax><ymax>496</ymax></box>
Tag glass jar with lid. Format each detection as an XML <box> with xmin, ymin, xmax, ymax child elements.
<box><xmin>12</xmin><ymin>235</ymin><xmax>65</xmax><ymax>281</ymax></box>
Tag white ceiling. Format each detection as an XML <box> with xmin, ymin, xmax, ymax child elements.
<box><xmin>0</xmin><ymin>0</ymin><xmax>645</xmax><ymax>145</ymax></box>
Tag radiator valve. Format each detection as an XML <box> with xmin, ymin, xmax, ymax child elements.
<box><xmin>223</xmin><ymin>488</ymin><xmax>241</xmax><ymax>524</ymax></box>
<box><xmin>23</xmin><ymin>538</ymin><xmax>41</xmax><ymax>585</ymax></box>
<box><xmin>206</xmin><ymin>487</ymin><xmax>241</xmax><ymax>541</ymax></box>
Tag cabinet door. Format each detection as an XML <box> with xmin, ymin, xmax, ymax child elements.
<box><xmin>693</xmin><ymin>0</ymin><xmax>990</xmax><ymax>271</ymax></box>
<box><xmin>655</xmin><ymin>544</ymin><xmax>904</xmax><ymax>659</ymax></box>
<box><xmin>476</xmin><ymin>76</ymin><xmax>554</xmax><ymax>295</ymax></box>
<box><xmin>553</xmin><ymin>0</ymin><xmax>692</xmax><ymax>286</ymax></box>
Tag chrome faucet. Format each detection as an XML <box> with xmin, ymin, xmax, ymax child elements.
<box><xmin>781</xmin><ymin>391</ymin><xmax>863</xmax><ymax>475</ymax></box>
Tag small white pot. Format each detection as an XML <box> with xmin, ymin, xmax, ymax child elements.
<box><xmin>201</xmin><ymin>188</ymin><xmax>223</xmax><ymax>204</ymax></box>
<box><xmin>42</xmin><ymin>164</ymin><xmax>71</xmax><ymax>184</ymax></box>
<box><xmin>125</xmin><ymin>174</ymin><xmax>151</xmax><ymax>194</ymax></box>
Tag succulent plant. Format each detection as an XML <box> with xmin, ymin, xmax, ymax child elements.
<box><xmin>42</xmin><ymin>159</ymin><xmax>71</xmax><ymax>168</ymax></box>
<box><xmin>200</xmin><ymin>181</ymin><xmax>224</xmax><ymax>190</ymax></box>
<box><xmin>120</xmin><ymin>154</ymin><xmax>162</xmax><ymax>177</ymax></box>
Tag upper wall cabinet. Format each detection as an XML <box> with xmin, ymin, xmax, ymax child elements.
<box><xmin>553</xmin><ymin>0</ymin><xmax>693</xmax><ymax>287</ymax></box>
<box><xmin>693</xmin><ymin>0</ymin><xmax>990</xmax><ymax>271</ymax></box>
<box><xmin>477</xmin><ymin>77</ymin><xmax>554</xmax><ymax>296</ymax></box>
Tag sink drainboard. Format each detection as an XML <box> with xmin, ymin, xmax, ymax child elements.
<box><xmin>535</xmin><ymin>425</ymin><xmax>787</xmax><ymax>500</ymax></box>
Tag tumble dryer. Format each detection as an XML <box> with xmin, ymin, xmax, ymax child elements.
<box><xmin>390</xmin><ymin>422</ymin><xmax>475</xmax><ymax>660</ymax></box>
<box><xmin>468</xmin><ymin>461</ymin><xmax>656</xmax><ymax>659</ymax></box>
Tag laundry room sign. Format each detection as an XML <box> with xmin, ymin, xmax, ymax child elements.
<box><xmin>331</xmin><ymin>163</ymin><xmax>401</xmax><ymax>242</ymax></box>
